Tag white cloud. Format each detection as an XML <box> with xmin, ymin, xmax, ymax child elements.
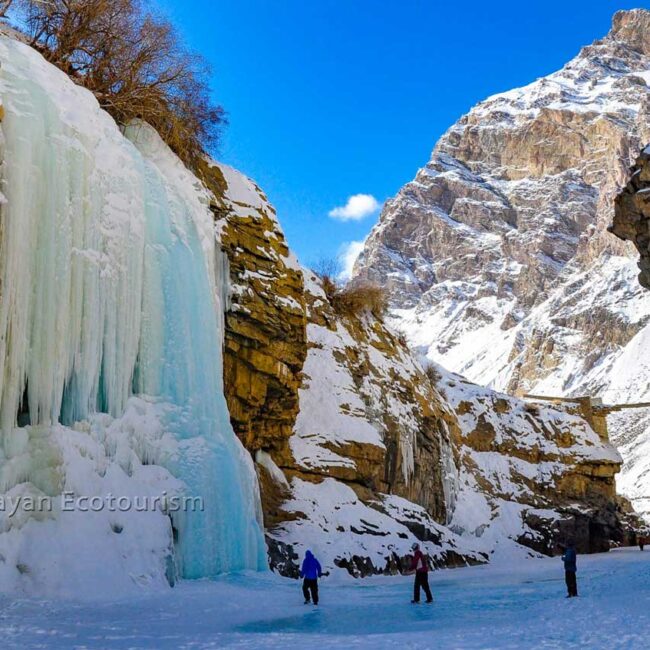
<box><xmin>337</xmin><ymin>240</ymin><xmax>366</xmax><ymax>281</ymax></box>
<box><xmin>328</xmin><ymin>194</ymin><xmax>381</xmax><ymax>221</ymax></box>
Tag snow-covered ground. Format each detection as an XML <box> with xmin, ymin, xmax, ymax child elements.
<box><xmin>2</xmin><ymin>549</ymin><xmax>649</xmax><ymax>649</ymax></box>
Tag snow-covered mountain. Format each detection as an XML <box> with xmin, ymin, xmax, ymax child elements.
<box><xmin>352</xmin><ymin>9</ymin><xmax>650</xmax><ymax>519</ymax></box>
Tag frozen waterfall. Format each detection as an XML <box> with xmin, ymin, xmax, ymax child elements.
<box><xmin>0</xmin><ymin>36</ymin><xmax>266</xmax><ymax>578</ymax></box>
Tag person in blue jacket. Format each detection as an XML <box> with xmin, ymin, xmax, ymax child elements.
<box><xmin>300</xmin><ymin>550</ymin><xmax>323</xmax><ymax>605</ymax></box>
<box><xmin>561</xmin><ymin>540</ymin><xmax>578</xmax><ymax>597</ymax></box>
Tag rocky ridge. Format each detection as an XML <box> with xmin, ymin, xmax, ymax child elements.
<box><xmin>611</xmin><ymin>146</ymin><xmax>650</xmax><ymax>286</ymax></box>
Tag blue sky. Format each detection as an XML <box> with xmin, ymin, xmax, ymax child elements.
<box><xmin>155</xmin><ymin>0</ymin><xmax>642</xmax><ymax>272</ymax></box>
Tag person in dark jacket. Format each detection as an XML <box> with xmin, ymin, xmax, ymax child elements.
<box><xmin>561</xmin><ymin>541</ymin><xmax>578</xmax><ymax>598</ymax></box>
<box><xmin>300</xmin><ymin>550</ymin><xmax>323</xmax><ymax>605</ymax></box>
<box><xmin>410</xmin><ymin>542</ymin><xmax>433</xmax><ymax>604</ymax></box>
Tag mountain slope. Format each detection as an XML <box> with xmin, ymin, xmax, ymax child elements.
<box><xmin>352</xmin><ymin>9</ymin><xmax>650</xmax><ymax>518</ymax></box>
<box><xmin>256</xmin><ymin>272</ymin><xmax>632</xmax><ymax>574</ymax></box>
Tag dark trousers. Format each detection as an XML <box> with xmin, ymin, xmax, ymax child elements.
<box><xmin>565</xmin><ymin>570</ymin><xmax>578</xmax><ymax>597</ymax></box>
<box><xmin>413</xmin><ymin>571</ymin><xmax>432</xmax><ymax>602</ymax></box>
<box><xmin>303</xmin><ymin>578</ymin><xmax>319</xmax><ymax>604</ymax></box>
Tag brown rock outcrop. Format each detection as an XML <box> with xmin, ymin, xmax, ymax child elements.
<box><xmin>436</xmin><ymin>368</ymin><xmax>634</xmax><ymax>555</ymax></box>
<box><xmin>197</xmin><ymin>161</ymin><xmax>307</xmax><ymax>461</ymax></box>
<box><xmin>289</xmin><ymin>272</ymin><xmax>458</xmax><ymax>523</ymax></box>
<box><xmin>265</xmin><ymin>271</ymin><xmax>482</xmax><ymax>574</ymax></box>
<box><xmin>257</xmin><ymin>270</ymin><xmax>633</xmax><ymax>574</ymax></box>
<box><xmin>611</xmin><ymin>147</ymin><xmax>650</xmax><ymax>288</ymax></box>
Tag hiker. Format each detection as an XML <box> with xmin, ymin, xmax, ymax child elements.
<box><xmin>300</xmin><ymin>550</ymin><xmax>323</xmax><ymax>605</ymax></box>
<box><xmin>561</xmin><ymin>541</ymin><xmax>578</xmax><ymax>598</ymax></box>
<box><xmin>409</xmin><ymin>542</ymin><xmax>433</xmax><ymax>604</ymax></box>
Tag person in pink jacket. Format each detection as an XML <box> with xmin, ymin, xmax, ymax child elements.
<box><xmin>410</xmin><ymin>542</ymin><xmax>433</xmax><ymax>604</ymax></box>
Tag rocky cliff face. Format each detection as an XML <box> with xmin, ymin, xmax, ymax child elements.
<box><xmin>262</xmin><ymin>276</ymin><xmax>633</xmax><ymax>572</ymax></box>
<box><xmin>353</xmin><ymin>9</ymin><xmax>650</xmax><ymax>395</ymax></box>
<box><xmin>351</xmin><ymin>9</ymin><xmax>650</xmax><ymax>518</ymax></box>
<box><xmin>212</xmin><ymin>196</ymin><xmax>633</xmax><ymax>572</ymax></box>
<box><xmin>197</xmin><ymin>161</ymin><xmax>307</xmax><ymax>460</ymax></box>
<box><xmin>436</xmin><ymin>367</ymin><xmax>632</xmax><ymax>556</ymax></box>
<box><xmin>263</xmin><ymin>270</ymin><xmax>479</xmax><ymax>575</ymax></box>
<box><xmin>608</xmin><ymin>148</ymin><xmax>650</xmax><ymax>522</ymax></box>
<box><xmin>611</xmin><ymin>146</ymin><xmax>650</xmax><ymax>287</ymax></box>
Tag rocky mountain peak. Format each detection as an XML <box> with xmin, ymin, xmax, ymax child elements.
<box><xmin>609</xmin><ymin>8</ymin><xmax>650</xmax><ymax>55</ymax></box>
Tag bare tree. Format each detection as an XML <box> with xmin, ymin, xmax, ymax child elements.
<box><xmin>14</xmin><ymin>0</ymin><xmax>225</xmax><ymax>166</ymax></box>
<box><xmin>311</xmin><ymin>256</ymin><xmax>342</xmax><ymax>282</ymax></box>
<box><xmin>0</xmin><ymin>1</ymin><xmax>14</xmax><ymax>18</ymax></box>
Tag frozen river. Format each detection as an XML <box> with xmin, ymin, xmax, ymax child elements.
<box><xmin>1</xmin><ymin>548</ymin><xmax>649</xmax><ymax>649</ymax></box>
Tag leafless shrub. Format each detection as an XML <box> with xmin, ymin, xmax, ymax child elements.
<box><xmin>311</xmin><ymin>256</ymin><xmax>342</xmax><ymax>301</ymax></box>
<box><xmin>321</xmin><ymin>276</ymin><xmax>338</xmax><ymax>302</ymax></box>
<box><xmin>312</xmin><ymin>256</ymin><xmax>342</xmax><ymax>281</ymax></box>
<box><xmin>13</xmin><ymin>0</ymin><xmax>224</xmax><ymax>167</ymax></box>
<box><xmin>310</xmin><ymin>257</ymin><xmax>386</xmax><ymax>319</ymax></box>
<box><xmin>423</xmin><ymin>362</ymin><xmax>442</xmax><ymax>386</ymax></box>
<box><xmin>331</xmin><ymin>282</ymin><xmax>387</xmax><ymax>319</ymax></box>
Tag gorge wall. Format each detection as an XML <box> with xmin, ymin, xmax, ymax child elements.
<box><xmin>196</xmin><ymin>160</ymin><xmax>307</xmax><ymax>462</ymax></box>
<box><xmin>609</xmin><ymin>147</ymin><xmax>650</xmax><ymax>521</ymax></box>
<box><xmin>611</xmin><ymin>146</ymin><xmax>650</xmax><ymax>287</ymax></box>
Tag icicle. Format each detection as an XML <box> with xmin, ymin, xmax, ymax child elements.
<box><xmin>439</xmin><ymin>422</ymin><xmax>459</xmax><ymax>523</ymax></box>
<box><xmin>0</xmin><ymin>36</ymin><xmax>266</xmax><ymax>576</ymax></box>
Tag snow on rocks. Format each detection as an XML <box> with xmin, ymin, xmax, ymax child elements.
<box><xmin>266</xmin><ymin>270</ymin><xmax>630</xmax><ymax>576</ymax></box>
<box><xmin>435</xmin><ymin>364</ymin><xmax>629</xmax><ymax>557</ymax></box>
<box><xmin>265</xmin><ymin>270</ymin><xmax>482</xmax><ymax>575</ymax></box>
<box><xmin>272</xmin><ymin>477</ymin><xmax>484</xmax><ymax>578</ymax></box>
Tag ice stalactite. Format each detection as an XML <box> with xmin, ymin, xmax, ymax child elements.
<box><xmin>0</xmin><ymin>36</ymin><xmax>266</xmax><ymax>579</ymax></box>
<box><xmin>439</xmin><ymin>423</ymin><xmax>459</xmax><ymax>523</ymax></box>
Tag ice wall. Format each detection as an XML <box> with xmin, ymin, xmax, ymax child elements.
<box><xmin>125</xmin><ymin>122</ymin><xmax>266</xmax><ymax>575</ymax></box>
<box><xmin>0</xmin><ymin>35</ymin><xmax>266</xmax><ymax>579</ymax></box>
